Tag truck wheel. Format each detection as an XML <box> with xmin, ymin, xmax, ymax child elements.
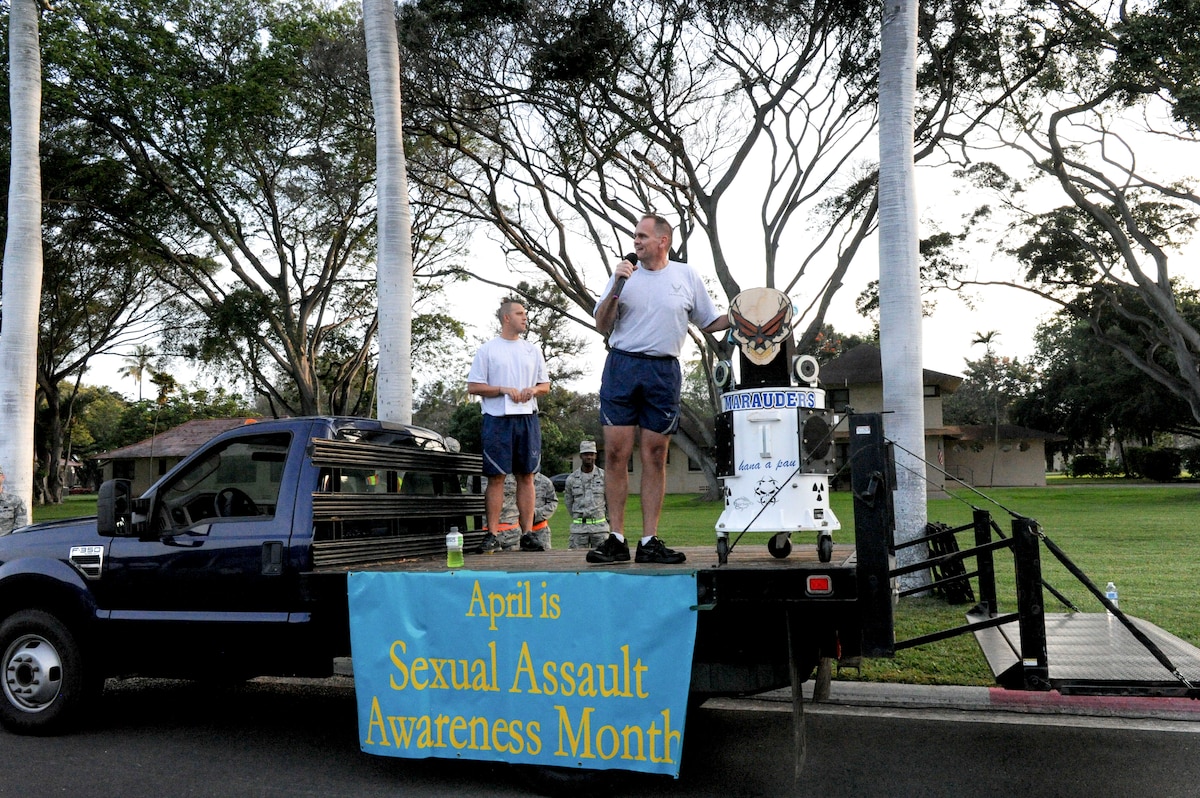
<box><xmin>0</xmin><ymin>610</ymin><xmax>96</xmax><ymax>735</ymax></box>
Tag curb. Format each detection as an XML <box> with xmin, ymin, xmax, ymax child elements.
<box><xmin>739</xmin><ymin>681</ymin><xmax>1200</xmax><ymax>722</ymax></box>
<box><xmin>332</xmin><ymin>657</ymin><xmax>1200</xmax><ymax>722</ymax></box>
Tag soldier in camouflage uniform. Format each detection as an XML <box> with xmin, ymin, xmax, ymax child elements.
<box><xmin>565</xmin><ymin>441</ymin><xmax>608</xmax><ymax>549</ymax></box>
<box><xmin>496</xmin><ymin>471</ymin><xmax>557</xmax><ymax>551</ymax></box>
<box><xmin>0</xmin><ymin>464</ymin><xmax>29</xmax><ymax>535</ymax></box>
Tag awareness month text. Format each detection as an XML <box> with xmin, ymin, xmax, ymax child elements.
<box><xmin>361</xmin><ymin>577</ymin><xmax>683</xmax><ymax>766</ymax></box>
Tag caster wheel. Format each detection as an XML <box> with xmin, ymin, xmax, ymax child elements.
<box><xmin>767</xmin><ymin>533</ymin><xmax>792</xmax><ymax>559</ymax></box>
<box><xmin>716</xmin><ymin>537</ymin><xmax>730</xmax><ymax>565</ymax></box>
<box><xmin>818</xmin><ymin>535</ymin><xmax>833</xmax><ymax>563</ymax></box>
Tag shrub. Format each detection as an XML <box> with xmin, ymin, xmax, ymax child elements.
<box><xmin>1124</xmin><ymin>446</ymin><xmax>1152</xmax><ymax>478</ymax></box>
<box><xmin>1140</xmin><ymin>448</ymin><xmax>1182</xmax><ymax>482</ymax></box>
<box><xmin>1124</xmin><ymin>447</ymin><xmax>1182</xmax><ymax>481</ymax></box>
<box><xmin>1068</xmin><ymin>453</ymin><xmax>1107</xmax><ymax>477</ymax></box>
<box><xmin>1181</xmin><ymin>445</ymin><xmax>1200</xmax><ymax>477</ymax></box>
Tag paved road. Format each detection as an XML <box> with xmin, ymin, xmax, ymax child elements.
<box><xmin>2</xmin><ymin>677</ymin><xmax>1200</xmax><ymax>797</ymax></box>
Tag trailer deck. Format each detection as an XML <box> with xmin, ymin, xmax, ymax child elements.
<box><xmin>352</xmin><ymin>542</ymin><xmax>858</xmax><ymax>574</ymax></box>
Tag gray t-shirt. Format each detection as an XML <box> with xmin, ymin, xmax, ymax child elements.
<box><xmin>596</xmin><ymin>260</ymin><xmax>723</xmax><ymax>358</ymax></box>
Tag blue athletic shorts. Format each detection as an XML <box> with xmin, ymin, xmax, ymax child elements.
<box><xmin>481</xmin><ymin>414</ymin><xmax>541</xmax><ymax>476</ymax></box>
<box><xmin>599</xmin><ymin>349</ymin><xmax>681</xmax><ymax>435</ymax></box>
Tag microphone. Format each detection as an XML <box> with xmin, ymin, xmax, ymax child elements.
<box><xmin>613</xmin><ymin>253</ymin><xmax>637</xmax><ymax>298</ymax></box>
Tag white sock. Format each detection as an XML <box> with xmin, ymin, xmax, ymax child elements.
<box><xmin>612</xmin><ymin>532</ymin><xmax>625</xmax><ymax>542</ymax></box>
<box><xmin>640</xmin><ymin>535</ymin><xmax>653</xmax><ymax>546</ymax></box>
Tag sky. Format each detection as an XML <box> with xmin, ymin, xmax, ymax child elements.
<box><xmin>448</xmin><ymin>262</ymin><xmax>1057</xmax><ymax>396</ymax></box>
<box><xmin>443</xmin><ymin>154</ymin><xmax>1064</xmax><ymax>397</ymax></box>
<box><xmin>64</xmin><ymin>7</ymin><xmax>1195</xmax><ymax>410</ymax></box>
<box><xmin>85</xmin><ymin>159</ymin><xmax>1062</xmax><ymax>403</ymax></box>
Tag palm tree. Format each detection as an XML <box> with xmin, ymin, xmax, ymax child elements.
<box><xmin>363</xmin><ymin>0</ymin><xmax>414</xmax><ymax>424</ymax></box>
<box><xmin>972</xmin><ymin>330</ymin><xmax>1002</xmax><ymax>486</ymax></box>
<box><xmin>0</xmin><ymin>0</ymin><xmax>46</xmax><ymax>509</ymax></box>
<box><xmin>119</xmin><ymin>344</ymin><xmax>157</xmax><ymax>401</ymax></box>
<box><xmin>877</xmin><ymin>0</ymin><xmax>928</xmax><ymax>590</ymax></box>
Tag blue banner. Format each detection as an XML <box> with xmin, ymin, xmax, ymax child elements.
<box><xmin>348</xmin><ymin>570</ymin><xmax>698</xmax><ymax>776</ymax></box>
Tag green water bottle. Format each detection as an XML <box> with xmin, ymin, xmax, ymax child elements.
<box><xmin>446</xmin><ymin>527</ymin><xmax>464</xmax><ymax>568</ymax></box>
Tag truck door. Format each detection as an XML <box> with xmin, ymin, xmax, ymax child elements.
<box><xmin>97</xmin><ymin>430</ymin><xmax>300</xmax><ymax>663</ymax></box>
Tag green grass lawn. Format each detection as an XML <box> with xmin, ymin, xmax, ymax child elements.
<box><xmin>38</xmin><ymin>483</ymin><xmax>1200</xmax><ymax>687</ymax></box>
<box><xmin>550</xmin><ymin>483</ymin><xmax>1200</xmax><ymax>686</ymax></box>
<box><xmin>32</xmin><ymin>495</ymin><xmax>99</xmax><ymax>522</ymax></box>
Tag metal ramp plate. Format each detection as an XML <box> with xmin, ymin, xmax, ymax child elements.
<box><xmin>972</xmin><ymin>612</ymin><xmax>1200</xmax><ymax>696</ymax></box>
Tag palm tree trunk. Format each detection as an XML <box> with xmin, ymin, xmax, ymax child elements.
<box><xmin>363</xmin><ymin>0</ymin><xmax>414</xmax><ymax>424</ymax></box>
<box><xmin>0</xmin><ymin>0</ymin><xmax>44</xmax><ymax>509</ymax></box>
<box><xmin>878</xmin><ymin>0</ymin><xmax>929</xmax><ymax>590</ymax></box>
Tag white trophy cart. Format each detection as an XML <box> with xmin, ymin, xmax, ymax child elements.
<box><xmin>713</xmin><ymin>288</ymin><xmax>840</xmax><ymax>565</ymax></box>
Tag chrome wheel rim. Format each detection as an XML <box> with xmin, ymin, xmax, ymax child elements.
<box><xmin>3</xmin><ymin>633</ymin><xmax>64</xmax><ymax>713</ymax></box>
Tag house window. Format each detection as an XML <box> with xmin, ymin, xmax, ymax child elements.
<box><xmin>113</xmin><ymin>461</ymin><xmax>134</xmax><ymax>481</ymax></box>
<box><xmin>688</xmin><ymin>457</ymin><xmax>702</xmax><ymax>472</ymax></box>
<box><xmin>158</xmin><ymin>458</ymin><xmax>169</xmax><ymax>476</ymax></box>
<box><xmin>828</xmin><ymin>388</ymin><xmax>850</xmax><ymax>410</ymax></box>
<box><xmin>924</xmin><ymin>385</ymin><xmax>941</xmax><ymax>397</ymax></box>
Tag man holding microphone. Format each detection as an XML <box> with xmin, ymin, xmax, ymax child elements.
<box><xmin>588</xmin><ymin>214</ymin><xmax>730</xmax><ymax>564</ymax></box>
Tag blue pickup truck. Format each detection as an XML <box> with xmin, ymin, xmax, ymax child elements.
<box><xmin>0</xmin><ymin>416</ymin><xmax>487</xmax><ymax>734</ymax></box>
<box><xmin>0</xmin><ymin>415</ymin><xmax>866</xmax><ymax>738</ymax></box>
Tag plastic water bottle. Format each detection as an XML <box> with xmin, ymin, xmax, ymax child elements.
<box><xmin>446</xmin><ymin>527</ymin><xmax>464</xmax><ymax>568</ymax></box>
<box><xmin>1105</xmin><ymin>581</ymin><xmax>1118</xmax><ymax>615</ymax></box>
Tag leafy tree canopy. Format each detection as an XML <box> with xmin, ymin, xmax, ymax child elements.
<box><xmin>1011</xmin><ymin>296</ymin><xmax>1200</xmax><ymax>450</ymax></box>
<box><xmin>942</xmin><ymin>333</ymin><xmax>1036</xmax><ymax>427</ymax></box>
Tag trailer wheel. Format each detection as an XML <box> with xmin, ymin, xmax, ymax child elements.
<box><xmin>817</xmin><ymin>535</ymin><xmax>833</xmax><ymax>563</ymax></box>
<box><xmin>767</xmin><ymin>533</ymin><xmax>792</xmax><ymax>559</ymax></box>
<box><xmin>0</xmin><ymin>610</ymin><xmax>96</xmax><ymax>735</ymax></box>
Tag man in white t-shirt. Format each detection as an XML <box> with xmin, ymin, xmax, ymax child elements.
<box><xmin>467</xmin><ymin>299</ymin><xmax>551</xmax><ymax>553</ymax></box>
<box><xmin>589</xmin><ymin>214</ymin><xmax>730</xmax><ymax>565</ymax></box>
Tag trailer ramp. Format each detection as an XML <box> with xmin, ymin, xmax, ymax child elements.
<box><xmin>970</xmin><ymin>610</ymin><xmax>1200</xmax><ymax>697</ymax></box>
<box><xmin>849</xmin><ymin>411</ymin><xmax>1200</xmax><ymax>701</ymax></box>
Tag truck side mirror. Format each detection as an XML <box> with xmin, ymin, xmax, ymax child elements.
<box><xmin>97</xmin><ymin>479</ymin><xmax>133</xmax><ymax>536</ymax></box>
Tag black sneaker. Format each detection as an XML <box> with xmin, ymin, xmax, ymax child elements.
<box><xmin>519</xmin><ymin>533</ymin><xmax>545</xmax><ymax>552</ymax></box>
<box><xmin>474</xmin><ymin>532</ymin><xmax>500</xmax><ymax>554</ymax></box>
<box><xmin>586</xmin><ymin>534</ymin><xmax>631</xmax><ymax>564</ymax></box>
<box><xmin>635</xmin><ymin>536</ymin><xmax>686</xmax><ymax>564</ymax></box>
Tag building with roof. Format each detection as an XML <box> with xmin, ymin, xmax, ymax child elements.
<box><xmin>820</xmin><ymin>345</ymin><xmax>1058</xmax><ymax>491</ymax></box>
<box><xmin>97</xmin><ymin>418</ymin><xmax>259</xmax><ymax>495</ymax></box>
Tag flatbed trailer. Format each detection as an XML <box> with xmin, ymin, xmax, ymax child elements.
<box><xmin>336</xmin><ymin>541</ymin><xmax>864</xmax><ymax>785</ymax></box>
<box><xmin>313</xmin><ymin>410</ymin><xmax>1200</xmax><ymax>783</ymax></box>
<box><xmin>325</xmin><ymin>413</ymin><xmax>900</xmax><ymax>784</ymax></box>
<box><xmin>340</xmin><ymin>542</ymin><xmax>864</xmax><ymax>705</ymax></box>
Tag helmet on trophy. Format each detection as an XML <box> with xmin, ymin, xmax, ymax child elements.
<box><xmin>729</xmin><ymin>287</ymin><xmax>793</xmax><ymax>366</ymax></box>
